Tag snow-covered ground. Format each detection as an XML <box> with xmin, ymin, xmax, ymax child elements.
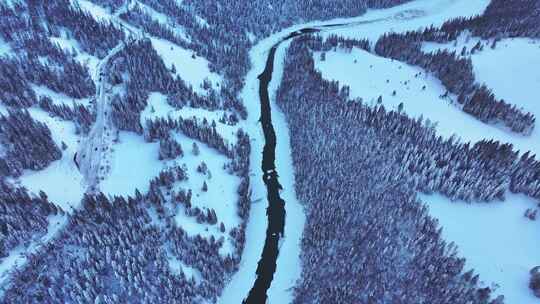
<box><xmin>170</xmin><ymin>132</ymin><xmax>241</xmax><ymax>256</ymax></box>
<box><xmin>313</xmin><ymin>10</ymin><xmax>540</xmax><ymax>302</ymax></box>
<box><xmin>318</xmin><ymin>0</ymin><xmax>490</xmax><ymax>43</ymax></box>
<box><xmin>141</xmin><ymin>92</ymin><xmax>238</xmax><ymax>144</ymax></box>
<box><xmin>216</xmin><ymin>32</ymin><xmax>269</xmax><ymax>304</ymax></box>
<box><xmin>423</xmin><ymin>193</ymin><xmax>540</xmax><ymax>303</ymax></box>
<box><xmin>150</xmin><ymin>38</ymin><xmax>222</xmax><ymax>94</ymax></box>
<box><xmin>74</xmin><ymin>0</ymin><xmax>114</xmax><ymax>22</ymax></box>
<box><xmin>76</xmin><ymin>43</ymin><xmax>124</xmax><ymax>193</ymax></box>
<box><xmin>0</xmin><ymin>38</ymin><xmax>12</xmax><ymax>56</ymax></box>
<box><xmin>99</xmin><ymin>131</ymin><xmax>161</xmax><ymax>196</ymax></box>
<box><xmin>18</xmin><ymin>108</ymin><xmax>85</xmax><ymax>211</ymax></box>
<box><xmin>138</xmin><ymin>92</ymin><xmax>243</xmax><ymax>256</ymax></box>
<box><xmin>32</xmin><ymin>85</ymin><xmax>91</xmax><ymax>108</ymax></box>
<box><xmin>423</xmin><ymin>37</ymin><xmax>540</xmax><ymax>155</ymax></box>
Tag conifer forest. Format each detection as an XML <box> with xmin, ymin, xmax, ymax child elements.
<box><xmin>0</xmin><ymin>0</ymin><xmax>539</xmax><ymax>303</ymax></box>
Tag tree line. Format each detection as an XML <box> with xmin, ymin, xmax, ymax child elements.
<box><xmin>375</xmin><ymin>30</ymin><xmax>535</xmax><ymax>135</ymax></box>
<box><xmin>274</xmin><ymin>34</ymin><xmax>539</xmax><ymax>303</ymax></box>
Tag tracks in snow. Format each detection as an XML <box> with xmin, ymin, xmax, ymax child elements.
<box><xmin>76</xmin><ymin>0</ymin><xmax>142</xmax><ymax>194</ymax></box>
<box><xmin>76</xmin><ymin>44</ymin><xmax>122</xmax><ymax>193</ymax></box>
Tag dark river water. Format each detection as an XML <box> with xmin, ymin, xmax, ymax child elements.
<box><xmin>243</xmin><ymin>27</ymin><xmax>320</xmax><ymax>304</ymax></box>
<box><xmin>244</xmin><ymin>21</ymin><xmax>378</xmax><ymax>302</ymax></box>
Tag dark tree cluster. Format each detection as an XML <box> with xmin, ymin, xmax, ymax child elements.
<box><xmin>109</xmin><ymin>39</ymin><xmax>174</xmax><ymax>93</ymax></box>
<box><xmin>185</xmin><ymin>206</ymin><xmax>218</xmax><ymax>226</ymax></box>
<box><xmin>218</xmin><ymin>112</ymin><xmax>239</xmax><ymax>126</ymax></box>
<box><xmin>375</xmin><ymin>31</ymin><xmax>535</xmax><ymax>135</ymax></box>
<box><xmin>230</xmin><ymin>129</ymin><xmax>251</xmax><ymax>177</ymax></box>
<box><xmin>4</xmin><ymin>55</ymin><xmax>95</xmax><ymax>100</ymax></box>
<box><xmin>106</xmin><ymin>39</ymin><xmax>162</xmax><ymax>133</ymax></box>
<box><xmin>0</xmin><ymin>2</ymin><xmax>31</xmax><ymax>43</ymax></box>
<box><xmin>39</xmin><ymin>96</ymin><xmax>96</xmax><ymax>134</ymax></box>
<box><xmin>439</xmin><ymin>0</ymin><xmax>540</xmax><ymax>40</ymax></box>
<box><xmin>2</xmin><ymin>192</ymin><xmax>235</xmax><ymax>304</ymax></box>
<box><xmin>158</xmin><ymin>136</ymin><xmax>184</xmax><ymax>160</ymax></box>
<box><xmin>0</xmin><ymin>57</ymin><xmax>37</xmax><ymax>108</ymax></box>
<box><xmin>0</xmin><ymin>182</ymin><xmax>62</xmax><ymax>260</ymax></box>
<box><xmin>110</xmin><ymin>89</ymin><xmax>147</xmax><ymax>134</ymax></box>
<box><xmin>511</xmin><ymin>152</ymin><xmax>540</xmax><ymax>202</ymax></box>
<box><xmin>146</xmin><ymin>165</ymin><xmax>188</xmax><ymax>207</ymax></box>
<box><xmin>108</xmin><ymin>38</ymin><xmax>227</xmax><ymax>133</ymax></box>
<box><xmin>531</xmin><ymin>267</ymin><xmax>540</xmax><ymax>298</ymax></box>
<box><xmin>461</xmin><ymin>85</ymin><xmax>535</xmax><ymax>134</ymax></box>
<box><xmin>0</xmin><ymin>2</ymin><xmax>96</xmax><ymax>110</ymax></box>
<box><xmin>39</xmin><ymin>0</ymin><xmax>125</xmax><ymax>58</ymax></box>
<box><xmin>118</xmin><ymin>3</ymin><xmax>191</xmax><ymax>49</ymax></box>
<box><xmin>274</xmin><ymin>36</ymin><xmax>539</xmax><ymax>303</ymax></box>
<box><xmin>144</xmin><ymin>117</ymin><xmax>231</xmax><ymax>158</ymax></box>
<box><xmin>312</xmin><ymin>34</ymin><xmax>371</xmax><ymax>53</ymax></box>
<box><xmin>0</xmin><ymin>110</ymin><xmax>61</xmax><ymax>177</ymax></box>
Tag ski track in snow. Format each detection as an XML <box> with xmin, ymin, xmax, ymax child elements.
<box><xmin>76</xmin><ymin>43</ymin><xmax>123</xmax><ymax>193</ymax></box>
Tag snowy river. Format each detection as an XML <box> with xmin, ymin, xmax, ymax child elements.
<box><xmin>219</xmin><ymin>1</ymin><xmax>493</xmax><ymax>303</ymax></box>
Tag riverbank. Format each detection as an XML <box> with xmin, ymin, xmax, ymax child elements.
<box><xmin>218</xmin><ymin>0</ymin><xmax>492</xmax><ymax>302</ymax></box>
